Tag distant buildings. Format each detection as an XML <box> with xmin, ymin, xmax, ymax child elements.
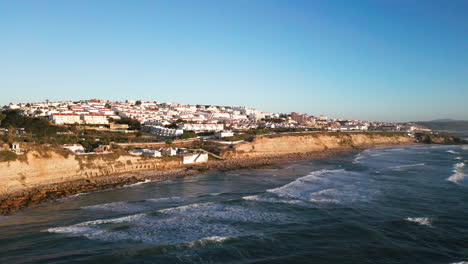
<box><xmin>50</xmin><ymin>113</ymin><xmax>81</xmax><ymax>125</ymax></box>
<box><xmin>178</xmin><ymin>123</ymin><xmax>224</xmax><ymax>132</ymax></box>
<box><xmin>145</xmin><ymin>126</ymin><xmax>183</xmax><ymax>137</ymax></box>
<box><xmin>80</xmin><ymin>114</ymin><xmax>109</xmax><ymax>125</ymax></box>
<box><xmin>5</xmin><ymin>99</ymin><xmax>423</xmax><ymax>135</ymax></box>
<box><xmin>291</xmin><ymin>112</ymin><xmax>314</xmax><ymax>125</ymax></box>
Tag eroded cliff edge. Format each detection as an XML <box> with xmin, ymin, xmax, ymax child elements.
<box><xmin>221</xmin><ymin>132</ymin><xmax>414</xmax><ymax>158</ymax></box>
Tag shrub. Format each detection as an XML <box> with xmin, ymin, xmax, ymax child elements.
<box><xmin>0</xmin><ymin>151</ymin><xmax>18</xmax><ymax>162</ymax></box>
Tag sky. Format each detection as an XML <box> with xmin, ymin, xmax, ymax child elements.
<box><xmin>0</xmin><ymin>0</ymin><xmax>467</xmax><ymax>122</ymax></box>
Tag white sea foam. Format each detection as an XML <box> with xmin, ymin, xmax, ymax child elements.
<box><xmin>388</xmin><ymin>163</ymin><xmax>425</xmax><ymax>170</ymax></box>
<box><xmin>123</xmin><ymin>179</ymin><xmax>152</xmax><ymax>188</ymax></box>
<box><xmin>82</xmin><ymin>201</ymin><xmax>146</xmax><ymax>213</ymax></box>
<box><xmin>147</xmin><ymin>196</ymin><xmax>185</xmax><ymax>203</ymax></box>
<box><xmin>405</xmin><ymin>217</ymin><xmax>432</xmax><ymax>226</ymax></box>
<box><xmin>448</xmin><ymin>162</ymin><xmax>467</xmax><ymax>186</ymax></box>
<box><xmin>46</xmin><ymin>201</ymin><xmax>290</xmax><ymax>245</ymax></box>
<box><xmin>244</xmin><ymin>169</ymin><xmax>378</xmax><ymax>207</ymax></box>
<box><xmin>188</xmin><ymin>235</ymin><xmax>234</xmax><ymax>248</ymax></box>
<box><xmin>450</xmin><ymin>262</ymin><xmax>468</xmax><ymax>264</ymax></box>
<box><xmin>447</xmin><ymin>150</ymin><xmax>460</xmax><ymax>154</ymax></box>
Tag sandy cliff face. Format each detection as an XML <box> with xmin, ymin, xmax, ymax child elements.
<box><xmin>0</xmin><ymin>152</ymin><xmax>181</xmax><ymax>196</ymax></box>
<box><xmin>0</xmin><ymin>133</ymin><xmax>415</xmax><ymax>197</ymax></box>
<box><xmin>222</xmin><ymin>133</ymin><xmax>413</xmax><ymax>158</ymax></box>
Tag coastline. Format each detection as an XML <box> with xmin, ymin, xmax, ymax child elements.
<box><xmin>0</xmin><ymin>142</ymin><xmax>414</xmax><ymax>215</ymax></box>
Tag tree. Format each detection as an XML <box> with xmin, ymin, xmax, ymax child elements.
<box><xmin>135</xmin><ymin>101</ymin><xmax>142</xmax><ymax>106</ymax></box>
<box><xmin>115</xmin><ymin>117</ymin><xmax>141</xmax><ymax>131</ymax></box>
<box><xmin>105</xmin><ymin>103</ymin><xmax>111</xmax><ymax>109</ymax></box>
<box><xmin>165</xmin><ymin>123</ymin><xmax>178</xmax><ymax>129</ymax></box>
<box><xmin>0</xmin><ymin>112</ymin><xmax>6</xmax><ymax>126</ymax></box>
<box><xmin>180</xmin><ymin>131</ymin><xmax>196</xmax><ymax>139</ymax></box>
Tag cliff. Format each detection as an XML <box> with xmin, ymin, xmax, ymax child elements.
<box><xmin>0</xmin><ymin>151</ymin><xmax>181</xmax><ymax>197</ymax></box>
<box><xmin>1</xmin><ymin>132</ymin><xmax>463</xmax><ymax>215</ymax></box>
<box><xmin>221</xmin><ymin>132</ymin><xmax>414</xmax><ymax>158</ymax></box>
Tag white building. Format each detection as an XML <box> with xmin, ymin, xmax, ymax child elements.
<box><xmin>146</xmin><ymin>126</ymin><xmax>183</xmax><ymax>137</ymax></box>
<box><xmin>178</xmin><ymin>123</ymin><xmax>224</xmax><ymax>132</ymax></box>
<box><xmin>162</xmin><ymin>147</ymin><xmax>178</xmax><ymax>156</ymax></box>
<box><xmin>215</xmin><ymin>131</ymin><xmax>234</xmax><ymax>139</ymax></box>
<box><xmin>80</xmin><ymin>114</ymin><xmax>109</xmax><ymax>125</ymax></box>
<box><xmin>50</xmin><ymin>113</ymin><xmax>81</xmax><ymax>125</ymax></box>
<box><xmin>62</xmin><ymin>144</ymin><xmax>85</xmax><ymax>154</ymax></box>
<box><xmin>129</xmin><ymin>148</ymin><xmax>162</xmax><ymax>157</ymax></box>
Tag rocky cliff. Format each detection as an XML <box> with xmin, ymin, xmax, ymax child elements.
<box><xmin>222</xmin><ymin>132</ymin><xmax>414</xmax><ymax>158</ymax></box>
<box><xmin>0</xmin><ymin>151</ymin><xmax>181</xmax><ymax>197</ymax></box>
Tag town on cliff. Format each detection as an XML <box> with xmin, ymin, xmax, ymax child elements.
<box><xmin>0</xmin><ymin>98</ymin><xmax>435</xmax><ymax>163</ymax></box>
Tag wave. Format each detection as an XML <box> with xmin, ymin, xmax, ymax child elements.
<box><xmin>83</xmin><ymin>196</ymin><xmax>188</xmax><ymax>213</ymax></box>
<box><xmin>244</xmin><ymin>169</ymin><xmax>378</xmax><ymax>207</ymax></box>
<box><xmin>188</xmin><ymin>235</ymin><xmax>235</xmax><ymax>248</ymax></box>
<box><xmin>82</xmin><ymin>201</ymin><xmax>146</xmax><ymax>213</ymax></box>
<box><xmin>447</xmin><ymin>150</ymin><xmax>460</xmax><ymax>154</ymax></box>
<box><xmin>448</xmin><ymin>162</ymin><xmax>467</xmax><ymax>186</ymax></box>
<box><xmin>147</xmin><ymin>196</ymin><xmax>186</xmax><ymax>203</ymax></box>
<box><xmin>405</xmin><ymin>217</ymin><xmax>432</xmax><ymax>226</ymax></box>
<box><xmin>123</xmin><ymin>179</ymin><xmax>152</xmax><ymax>188</ymax></box>
<box><xmin>46</xmin><ymin>201</ymin><xmax>291</xmax><ymax>245</ymax></box>
<box><xmin>450</xmin><ymin>262</ymin><xmax>468</xmax><ymax>264</ymax></box>
<box><xmin>388</xmin><ymin>163</ymin><xmax>425</xmax><ymax>170</ymax></box>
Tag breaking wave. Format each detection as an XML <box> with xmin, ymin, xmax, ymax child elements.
<box><xmin>82</xmin><ymin>201</ymin><xmax>146</xmax><ymax>213</ymax></box>
<box><xmin>448</xmin><ymin>163</ymin><xmax>467</xmax><ymax>186</ymax></box>
<box><xmin>447</xmin><ymin>150</ymin><xmax>460</xmax><ymax>154</ymax></box>
<box><xmin>388</xmin><ymin>163</ymin><xmax>425</xmax><ymax>170</ymax></box>
<box><xmin>123</xmin><ymin>179</ymin><xmax>152</xmax><ymax>188</ymax></box>
<box><xmin>244</xmin><ymin>169</ymin><xmax>378</xmax><ymax>206</ymax></box>
<box><xmin>47</xmin><ymin>202</ymin><xmax>291</xmax><ymax>245</ymax></box>
<box><xmin>147</xmin><ymin>196</ymin><xmax>186</xmax><ymax>203</ymax></box>
<box><xmin>405</xmin><ymin>217</ymin><xmax>432</xmax><ymax>226</ymax></box>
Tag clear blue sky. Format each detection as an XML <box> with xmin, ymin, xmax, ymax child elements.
<box><xmin>1</xmin><ymin>0</ymin><xmax>467</xmax><ymax>122</ymax></box>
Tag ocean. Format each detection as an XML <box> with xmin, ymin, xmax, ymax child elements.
<box><xmin>0</xmin><ymin>145</ymin><xmax>467</xmax><ymax>264</ymax></box>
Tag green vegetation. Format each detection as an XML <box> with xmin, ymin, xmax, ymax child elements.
<box><xmin>191</xmin><ymin>141</ymin><xmax>224</xmax><ymax>155</ymax></box>
<box><xmin>164</xmin><ymin>123</ymin><xmax>178</xmax><ymax>129</ymax></box>
<box><xmin>0</xmin><ymin>151</ymin><xmax>17</xmax><ymax>162</ymax></box>
<box><xmin>0</xmin><ymin>110</ymin><xmax>68</xmax><ymax>138</ymax></box>
<box><xmin>180</xmin><ymin>131</ymin><xmax>197</xmax><ymax>139</ymax></box>
<box><xmin>111</xmin><ymin>117</ymin><xmax>141</xmax><ymax>131</ymax></box>
<box><xmin>0</xmin><ymin>112</ymin><xmax>6</xmax><ymax>126</ymax></box>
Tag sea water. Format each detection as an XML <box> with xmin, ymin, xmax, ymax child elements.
<box><xmin>0</xmin><ymin>145</ymin><xmax>467</xmax><ymax>264</ymax></box>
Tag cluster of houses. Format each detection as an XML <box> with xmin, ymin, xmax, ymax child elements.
<box><xmin>3</xmin><ymin>99</ymin><xmax>431</xmax><ymax>136</ymax></box>
<box><xmin>126</xmin><ymin>147</ymin><xmax>209</xmax><ymax>164</ymax></box>
<box><xmin>60</xmin><ymin>143</ymin><xmax>208</xmax><ymax>164</ymax></box>
<box><xmin>5</xmin><ymin>99</ymin><xmax>120</xmax><ymax>125</ymax></box>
